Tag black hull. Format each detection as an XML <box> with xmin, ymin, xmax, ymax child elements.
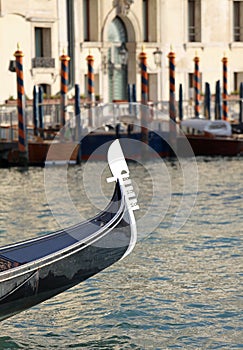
<box><xmin>0</xmin><ymin>230</ymin><xmax>129</xmax><ymax>321</ymax></box>
<box><xmin>0</xmin><ymin>181</ymin><xmax>135</xmax><ymax>322</ymax></box>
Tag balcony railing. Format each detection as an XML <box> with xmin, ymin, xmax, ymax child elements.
<box><xmin>233</xmin><ymin>26</ymin><xmax>243</xmax><ymax>42</ymax></box>
<box><xmin>32</xmin><ymin>57</ymin><xmax>55</xmax><ymax>68</ymax></box>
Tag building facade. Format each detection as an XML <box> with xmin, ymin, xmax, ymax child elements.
<box><xmin>0</xmin><ymin>0</ymin><xmax>243</xmax><ymax>104</ymax></box>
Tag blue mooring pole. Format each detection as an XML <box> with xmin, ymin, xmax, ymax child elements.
<box><xmin>178</xmin><ymin>83</ymin><xmax>183</xmax><ymax>121</ymax></box>
<box><xmin>38</xmin><ymin>85</ymin><xmax>44</xmax><ymax>138</ymax></box>
<box><xmin>75</xmin><ymin>84</ymin><xmax>82</xmax><ymax>164</ymax></box>
<box><xmin>33</xmin><ymin>85</ymin><xmax>39</xmax><ymax>136</ymax></box>
<box><xmin>132</xmin><ymin>84</ymin><xmax>137</xmax><ymax>116</ymax></box>
<box><xmin>127</xmin><ymin>84</ymin><xmax>132</xmax><ymax>102</ymax></box>
<box><xmin>215</xmin><ymin>80</ymin><xmax>222</xmax><ymax>120</ymax></box>
<box><xmin>132</xmin><ymin>84</ymin><xmax>137</xmax><ymax>103</ymax></box>
<box><xmin>204</xmin><ymin>82</ymin><xmax>211</xmax><ymax>120</ymax></box>
<box><xmin>239</xmin><ymin>82</ymin><xmax>243</xmax><ymax>124</ymax></box>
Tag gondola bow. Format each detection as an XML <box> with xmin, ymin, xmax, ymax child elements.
<box><xmin>0</xmin><ymin>139</ymin><xmax>138</xmax><ymax>322</ymax></box>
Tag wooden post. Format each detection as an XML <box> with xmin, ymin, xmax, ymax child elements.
<box><xmin>194</xmin><ymin>54</ymin><xmax>200</xmax><ymax>118</ymax></box>
<box><xmin>75</xmin><ymin>84</ymin><xmax>82</xmax><ymax>164</ymax></box>
<box><xmin>139</xmin><ymin>48</ymin><xmax>149</xmax><ymax>145</ymax></box>
<box><xmin>168</xmin><ymin>49</ymin><xmax>176</xmax><ymax>156</ymax></box>
<box><xmin>86</xmin><ymin>53</ymin><xmax>95</xmax><ymax>127</ymax></box>
<box><xmin>168</xmin><ymin>50</ymin><xmax>176</xmax><ymax>122</ymax></box>
<box><xmin>14</xmin><ymin>44</ymin><xmax>28</xmax><ymax>165</ymax></box>
<box><xmin>222</xmin><ymin>55</ymin><xmax>228</xmax><ymax>121</ymax></box>
<box><xmin>33</xmin><ymin>85</ymin><xmax>39</xmax><ymax>136</ymax></box>
<box><xmin>60</xmin><ymin>52</ymin><xmax>70</xmax><ymax>127</ymax></box>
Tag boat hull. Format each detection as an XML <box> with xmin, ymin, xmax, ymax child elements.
<box><xmin>5</xmin><ymin>141</ymin><xmax>79</xmax><ymax>166</ymax></box>
<box><xmin>0</xmin><ymin>212</ymin><xmax>131</xmax><ymax>322</ymax></box>
<box><xmin>0</xmin><ymin>130</ymin><xmax>171</xmax><ymax>166</ymax></box>
<box><xmin>177</xmin><ymin>135</ymin><xmax>243</xmax><ymax>156</ymax></box>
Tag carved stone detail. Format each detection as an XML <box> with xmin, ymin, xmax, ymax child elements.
<box><xmin>113</xmin><ymin>0</ymin><xmax>134</xmax><ymax>15</ymax></box>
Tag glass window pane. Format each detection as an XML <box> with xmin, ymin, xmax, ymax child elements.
<box><xmin>143</xmin><ymin>0</ymin><xmax>148</xmax><ymax>42</ymax></box>
<box><xmin>234</xmin><ymin>1</ymin><xmax>240</xmax><ymax>41</ymax></box>
<box><xmin>83</xmin><ymin>0</ymin><xmax>89</xmax><ymax>41</ymax></box>
<box><xmin>35</xmin><ymin>28</ymin><xmax>42</xmax><ymax>57</ymax></box>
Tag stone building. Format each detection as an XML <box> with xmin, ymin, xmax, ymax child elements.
<box><xmin>0</xmin><ymin>0</ymin><xmax>243</xmax><ymax>104</ymax></box>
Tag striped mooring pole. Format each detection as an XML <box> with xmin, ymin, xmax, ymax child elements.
<box><xmin>139</xmin><ymin>48</ymin><xmax>149</xmax><ymax>145</ymax></box>
<box><xmin>139</xmin><ymin>49</ymin><xmax>148</xmax><ymax>105</ymax></box>
<box><xmin>168</xmin><ymin>49</ymin><xmax>176</xmax><ymax>155</ymax></box>
<box><xmin>194</xmin><ymin>54</ymin><xmax>200</xmax><ymax>118</ymax></box>
<box><xmin>14</xmin><ymin>44</ymin><xmax>28</xmax><ymax>164</ymax></box>
<box><xmin>222</xmin><ymin>55</ymin><xmax>228</xmax><ymax>121</ymax></box>
<box><xmin>60</xmin><ymin>52</ymin><xmax>70</xmax><ymax>127</ymax></box>
<box><xmin>168</xmin><ymin>50</ymin><xmax>176</xmax><ymax>122</ymax></box>
<box><xmin>86</xmin><ymin>53</ymin><xmax>95</xmax><ymax>127</ymax></box>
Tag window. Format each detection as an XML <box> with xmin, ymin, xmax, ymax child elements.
<box><xmin>188</xmin><ymin>0</ymin><xmax>201</xmax><ymax>42</ymax></box>
<box><xmin>40</xmin><ymin>84</ymin><xmax>51</xmax><ymax>97</ymax></box>
<box><xmin>234</xmin><ymin>72</ymin><xmax>243</xmax><ymax>91</ymax></box>
<box><xmin>35</xmin><ymin>27</ymin><xmax>51</xmax><ymax>57</ymax></box>
<box><xmin>143</xmin><ymin>0</ymin><xmax>148</xmax><ymax>42</ymax></box>
<box><xmin>32</xmin><ymin>27</ymin><xmax>54</xmax><ymax>68</ymax></box>
<box><xmin>83</xmin><ymin>0</ymin><xmax>90</xmax><ymax>41</ymax></box>
<box><xmin>233</xmin><ymin>1</ymin><xmax>243</xmax><ymax>41</ymax></box>
<box><xmin>107</xmin><ymin>17</ymin><xmax>128</xmax><ymax>102</ymax></box>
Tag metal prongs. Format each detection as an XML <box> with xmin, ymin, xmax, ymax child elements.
<box><xmin>121</xmin><ymin>176</ymin><xmax>139</xmax><ymax>211</ymax></box>
<box><xmin>107</xmin><ymin>173</ymin><xmax>139</xmax><ymax>211</ymax></box>
<box><xmin>107</xmin><ymin>139</ymin><xmax>139</xmax><ymax>212</ymax></box>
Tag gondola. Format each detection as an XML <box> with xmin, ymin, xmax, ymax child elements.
<box><xmin>0</xmin><ymin>139</ymin><xmax>139</xmax><ymax>322</ymax></box>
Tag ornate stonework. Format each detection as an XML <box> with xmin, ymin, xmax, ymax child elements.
<box><xmin>113</xmin><ymin>0</ymin><xmax>134</xmax><ymax>15</ymax></box>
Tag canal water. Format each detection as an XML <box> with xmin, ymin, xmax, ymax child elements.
<box><xmin>0</xmin><ymin>157</ymin><xmax>242</xmax><ymax>349</ymax></box>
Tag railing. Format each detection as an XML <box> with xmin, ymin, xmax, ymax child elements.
<box><xmin>233</xmin><ymin>26</ymin><xmax>243</xmax><ymax>42</ymax></box>
<box><xmin>32</xmin><ymin>57</ymin><xmax>55</xmax><ymax>68</ymax></box>
<box><xmin>0</xmin><ymin>99</ymin><xmax>242</xmax><ymax>142</ymax></box>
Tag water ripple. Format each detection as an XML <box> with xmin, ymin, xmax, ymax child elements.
<box><xmin>0</xmin><ymin>158</ymin><xmax>242</xmax><ymax>349</ymax></box>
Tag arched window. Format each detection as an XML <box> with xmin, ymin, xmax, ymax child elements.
<box><xmin>107</xmin><ymin>17</ymin><xmax>128</xmax><ymax>102</ymax></box>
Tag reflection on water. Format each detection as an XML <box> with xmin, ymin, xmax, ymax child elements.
<box><xmin>0</xmin><ymin>158</ymin><xmax>242</xmax><ymax>349</ymax></box>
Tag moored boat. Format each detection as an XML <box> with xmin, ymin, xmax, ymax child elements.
<box><xmin>178</xmin><ymin>118</ymin><xmax>243</xmax><ymax>156</ymax></box>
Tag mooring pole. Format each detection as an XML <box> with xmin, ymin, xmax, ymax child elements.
<box><xmin>194</xmin><ymin>54</ymin><xmax>200</xmax><ymax>118</ymax></box>
<box><xmin>215</xmin><ymin>80</ymin><xmax>222</xmax><ymax>120</ymax></box>
<box><xmin>14</xmin><ymin>44</ymin><xmax>28</xmax><ymax>165</ymax></box>
<box><xmin>168</xmin><ymin>49</ymin><xmax>176</xmax><ymax>123</ymax></box>
<box><xmin>222</xmin><ymin>55</ymin><xmax>228</xmax><ymax>121</ymax></box>
<box><xmin>168</xmin><ymin>48</ymin><xmax>177</xmax><ymax>155</ymax></box>
<box><xmin>38</xmin><ymin>85</ymin><xmax>44</xmax><ymax>138</ymax></box>
<box><xmin>204</xmin><ymin>82</ymin><xmax>211</xmax><ymax>120</ymax></box>
<box><xmin>75</xmin><ymin>84</ymin><xmax>82</xmax><ymax>164</ymax></box>
<box><xmin>178</xmin><ymin>83</ymin><xmax>183</xmax><ymax>121</ymax></box>
<box><xmin>139</xmin><ymin>47</ymin><xmax>149</xmax><ymax>145</ymax></box>
<box><xmin>239</xmin><ymin>82</ymin><xmax>243</xmax><ymax>124</ymax></box>
<box><xmin>86</xmin><ymin>52</ymin><xmax>95</xmax><ymax>127</ymax></box>
<box><xmin>33</xmin><ymin>85</ymin><xmax>39</xmax><ymax>137</ymax></box>
<box><xmin>60</xmin><ymin>51</ymin><xmax>70</xmax><ymax>128</ymax></box>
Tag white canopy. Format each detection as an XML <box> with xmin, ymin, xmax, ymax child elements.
<box><xmin>181</xmin><ymin>118</ymin><xmax>232</xmax><ymax>137</ymax></box>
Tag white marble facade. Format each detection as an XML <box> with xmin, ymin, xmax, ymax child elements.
<box><xmin>0</xmin><ymin>0</ymin><xmax>242</xmax><ymax>104</ymax></box>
